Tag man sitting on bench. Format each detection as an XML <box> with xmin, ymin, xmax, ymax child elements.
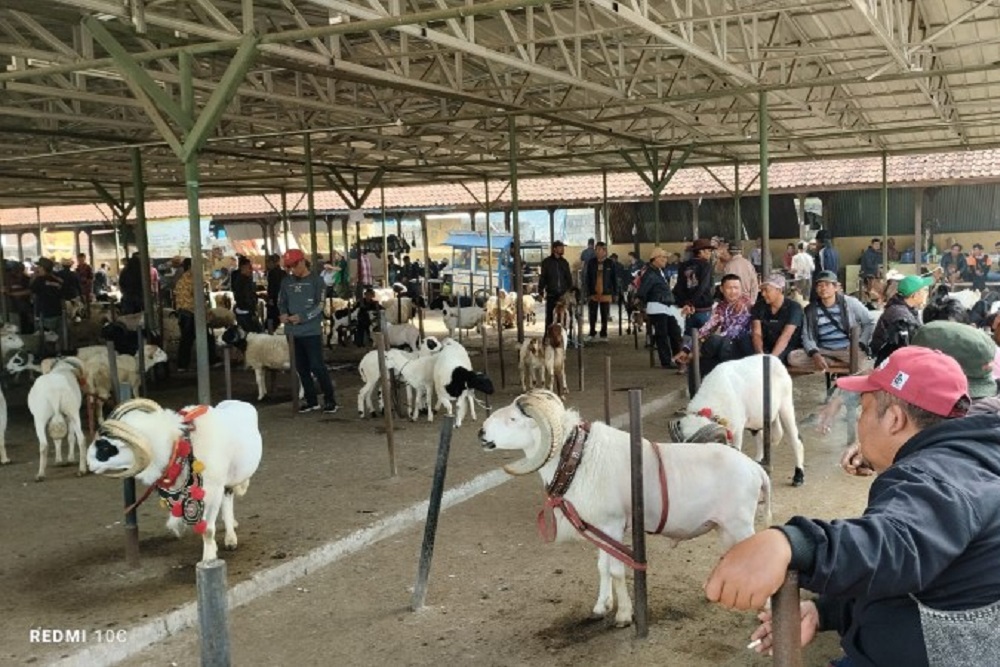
<box><xmin>788</xmin><ymin>270</ymin><xmax>874</xmax><ymax>374</ymax></box>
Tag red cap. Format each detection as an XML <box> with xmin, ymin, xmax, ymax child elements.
<box><xmin>282</xmin><ymin>249</ymin><xmax>306</xmax><ymax>268</ymax></box>
<box><xmin>836</xmin><ymin>346</ymin><xmax>970</xmax><ymax>417</ymax></box>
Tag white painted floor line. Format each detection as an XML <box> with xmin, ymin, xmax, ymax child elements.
<box><xmin>50</xmin><ymin>386</ymin><xmax>687</xmax><ymax>667</ymax></box>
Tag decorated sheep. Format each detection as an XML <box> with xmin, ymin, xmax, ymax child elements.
<box><xmin>86</xmin><ymin>398</ymin><xmax>263</xmax><ymax>563</ymax></box>
<box><xmin>479</xmin><ymin>390</ymin><xmax>771</xmax><ymax>627</ymax></box>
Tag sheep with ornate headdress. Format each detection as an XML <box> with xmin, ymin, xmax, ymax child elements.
<box><xmin>86</xmin><ymin>398</ymin><xmax>263</xmax><ymax>562</ymax></box>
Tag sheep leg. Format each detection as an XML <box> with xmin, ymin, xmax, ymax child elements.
<box><xmin>254</xmin><ymin>367</ymin><xmax>267</xmax><ymax>401</ymax></box>
<box><xmin>465</xmin><ymin>391</ymin><xmax>477</xmax><ymax>423</ymax></box>
<box><xmin>592</xmin><ymin>550</ymin><xmax>615</xmax><ymax>619</ymax></box>
<box><xmin>53</xmin><ymin>435</ymin><xmax>64</xmax><ymax>466</ymax></box>
<box><xmin>357</xmin><ymin>379</ymin><xmax>376</xmax><ymax>417</ymax></box>
<box><xmin>200</xmin><ymin>486</ymin><xmax>224</xmax><ymax>562</ymax></box>
<box><xmin>221</xmin><ymin>491</ymin><xmax>238</xmax><ymax>549</ymax></box>
<box><xmin>86</xmin><ymin>397</ymin><xmax>96</xmax><ymax>441</ymax></box>
<box><xmin>609</xmin><ymin>558</ymin><xmax>633</xmax><ymax>628</ymax></box>
<box><xmin>779</xmin><ymin>403</ymin><xmax>806</xmax><ymax>472</ymax></box>
<box><xmin>34</xmin><ymin>423</ymin><xmax>49</xmax><ymax>481</ymax></box>
<box><xmin>454</xmin><ymin>391</ymin><xmax>468</xmax><ymax>428</ymax></box>
<box><xmin>70</xmin><ymin>414</ymin><xmax>87</xmax><ymax>476</ymax></box>
<box><xmin>0</xmin><ymin>436</ymin><xmax>8</xmax><ymax>465</ymax></box>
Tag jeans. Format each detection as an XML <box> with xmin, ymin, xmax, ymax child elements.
<box><xmin>685</xmin><ymin>309</ymin><xmax>711</xmax><ymax>334</ymax></box>
<box><xmin>647</xmin><ymin>312</ymin><xmax>682</xmax><ymax>367</ymax></box>
<box><xmin>293</xmin><ymin>334</ymin><xmax>336</xmax><ymax>407</ymax></box>
<box><xmin>587</xmin><ymin>300</ymin><xmax>610</xmax><ymax>336</ymax></box>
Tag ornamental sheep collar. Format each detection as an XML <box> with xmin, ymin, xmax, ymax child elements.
<box><xmin>156</xmin><ymin>405</ymin><xmax>210</xmax><ymax>535</ymax></box>
<box><xmin>544</xmin><ymin>422</ymin><xmax>591</xmax><ymax>499</ymax></box>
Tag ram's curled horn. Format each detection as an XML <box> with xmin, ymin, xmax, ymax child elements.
<box><xmin>96</xmin><ymin>420</ymin><xmax>153</xmax><ymax>479</ymax></box>
<box><xmin>667</xmin><ymin>420</ymin><xmax>685</xmax><ymax>443</ymax></box>
<box><xmin>107</xmin><ymin>398</ymin><xmax>161</xmax><ymax>421</ymax></box>
<box><xmin>503</xmin><ymin>389</ymin><xmax>565</xmax><ymax>476</ymax></box>
<box><xmin>687</xmin><ymin>421</ymin><xmax>730</xmax><ymax>445</ymax></box>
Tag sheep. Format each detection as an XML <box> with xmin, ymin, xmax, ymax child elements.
<box><xmin>478</xmin><ymin>389</ymin><xmax>771</xmax><ymax>628</ymax></box>
<box><xmin>209</xmin><ymin>290</ymin><xmax>235</xmax><ymax>310</ymax></box>
<box><xmin>207</xmin><ymin>307</ymin><xmax>237</xmax><ymax>329</ymax></box>
<box><xmin>86</xmin><ymin>398</ymin><xmax>262</xmax><ymax>563</ymax></box>
<box><xmin>382</xmin><ymin>322</ymin><xmax>421</xmax><ymax>351</ymax></box>
<box><xmin>442</xmin><ymin>302</ymin><xmax>485</xmax><ymax>339</ymax></box>
<box><xmin>519</xmin><ymin>337</ymin><xmax>546</xmax><ymax>391</ymax></box>
<box><xmin>670</xmin><ymin>355</ymin><xmax>806</xmax><ymax>487</ymax></box>
<box><xmin>5</xmin><ymin>350</ymin><xmax>41</xmax><ymax>383</ymax></box>
<box><xmin>543</xmin><ymin>323</ymin><xmax>568</xmax><ymax>396</ymax></box>
<box><xmin>218</xmin><ymin>327</ymin><xmax>294</xmax><ymax>401</ymax></box>
<box><xmin>28</xmin><ymin>357</ymin><xmax>87</xmax><ymax>481</ymax></box>
<box><xmin>949</xmin><ymin>288</ymin><xmax>981</xmax><ymax>311</ymax></box>
<box><xmin>356</xmin><ymin>337</ymin><xmax>441</xmax><ymax>417</ymax></box>
<box><xmin>382</xmin><ymin>295</ymin><xmax>416</xmax><ymax>325</ymax></box>
<box><xmin>433</xmin><ymin>337</ymin><xmax>494</xmax><ymax>428</ymax></box>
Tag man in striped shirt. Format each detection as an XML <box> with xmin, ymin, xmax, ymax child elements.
<box><xmin>788</xmin><ymin>271</ymin><xmax>874</xmax><ymax>373</ymax></box>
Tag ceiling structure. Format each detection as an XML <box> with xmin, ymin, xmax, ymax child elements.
<box><xmin>2</xmin><ymin>0</ymin><xmax>1000</xmax><ymax>210</ymax></box>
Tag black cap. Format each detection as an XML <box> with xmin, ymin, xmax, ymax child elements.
<box><xmin>552</xmin><ymin>240</ymin><xmax>565</xmax><ymax>248</ymax></box>
<box><xmin>815</xmin><ymin>270</ymin><xmax>838</xmax><ymax>284</ymax></box>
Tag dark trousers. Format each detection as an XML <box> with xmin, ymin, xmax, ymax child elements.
<box><xmin>647</xmin><ymin>313</ymin><xmax>682</xmax><ymax>368</ymax></box>
<box><xmin>294</xmin><ymin>334</ymin><xmax>335</xmax><ymax>407</ymax></box>
<box><xmin>177</xmin><ymin>310</ymin><xmax>218</xmax><ymax>370</ymax></box>
<box><xmin>236</xmin><ymin>311</ymin><xmax>262</xmax><ymax>334</ymax></box>
<box><xmin>544</xmin><ymin>295</ymin><xmax>562</xmax><ymax>331</ymax></box>
<box><xmin>588</xmin><ymin>300</ymin><xmax>610</xmax><ymax>337</ymax></box>
<box><xmin>688</xmin><ymin>333</ymin><xmax>752</xmax><ymax>397</ymax></box>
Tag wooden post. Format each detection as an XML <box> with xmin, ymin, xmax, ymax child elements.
<box><xmin>603</xmin><ymin>355</ymin><xmax>612</xmax><ymax>424</ymax></box>
<box><xmin>691</xmin><ymin>334</ymin><xmax>702</xmax><ymax>393</ymax></box>
<box><xmin>762</xmin><ymin>354</ymin><xmax>772</xmax><ymax>469</ymax></box>
<box><xmin>375</xmin><ymin>327</ymin><xmax>397</xmax><ymax>477</ymax></box>
<box><xmin>576</xmin><ymin>305</ymin><xmax>584</xmax><ymax>391</ymax></box>
<box><xmin>771</xmin><ymin>571</ymin><xmax>803</xmax><ymax>667</ymax></box>
<box><xmin>496</xmin><ymin>287</ymin><xmax>506</xmax><ymax>389</ymax></box>
<box><xmin>410</xmin><ymin>415</ymin><xmax>455</xmax><ymax>610</ymax></box>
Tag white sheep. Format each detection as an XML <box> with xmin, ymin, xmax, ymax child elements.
<box><xmin>433</xmin><ymin>338</ymin><xmax>494</xmax><ymax>428</ymax></box>
<box><xmin>442</xmin><ymin>303</ymin><xmax>485</xmax><ymax>339</ymax></box>
<box><xmin>671</xmin><ymin>354</ymin><xmax>806</xmax><ymax>487</ymax></box>
<box><xmin>397</xmin><ymin>354</ymin><xmax>442</xmax><ymax>422</ymax></box>
<box><xmin>0</xmin><ymin>384</ymin><xmax>8</xmax><ymax>465</ymax></box>
<box><xmin>28</xmin><ymin>357</ymin><xmax>87</xmax><ymax>481</ymax></box>
<box><xmin>86</xmin><ymin>398</ymin><xmax>262</xmax><ymax>563</ymax></box>
<box><xmin>382</xmin><ymin>295</ymin><xmax>416</xmax><ymax>325</ymax></box>
<box><xmin>519</xmin><ymin>337</ymin><xmax>546</xmax><ymax>391</ymax></box>
<box><xmin>479</xmin><ymin>389</ymin><xmax>771</xmax><ymax>627</ymax></box>
<box><xmin>382</xmin><ymin>322</ymin><xmax>421</xmax><ymax>351</ymax></box>
<box><xmin>356</xmin><ymin>337</ymin><xmax>441</xmax><ymax>417</ymax></box>
<box><xmin>218</xmin><ymin>327</ymin><xmax>296</xmax><ymax>401</ymax></box>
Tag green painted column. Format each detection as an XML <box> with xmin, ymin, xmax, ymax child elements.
<box><xmin>485</xmin><ymin>178</ymin><xmax>493</xmax><ymax>293</ymax></box>
<box><xmin>185</xmin><ymin>158</ymin><xmax>211</xmax><ymax>404</ymax></box>
<box><xmin>734</xmin><ymin>161</ymin><xmax>742</xmax><ymax>242</ymax></box>
<box><xmin>131</xmin><ymin>148</ymin><xmax>155</xmax><ymax>331</ymax></box>
<box><xmin>381</xmin><ymin>183</ymin><xmax>389</xmax><ymax>281</ymax></box>
<box><xmin>509</xmin><ymin>116</ymin><xmax>524</xmax><ymax>343</ymax></box>
<box><xmin>881</xmin><ymin>152</ymin><xmax>889</xmax><ymax>274</ymax></box>
<box><xmin>304</xmin><ymin>133</ymin><xmax>318</xmax><ymax>269</ymax></box>
<box><xmin>759</xmin><ymin>93</ymin><xmax>771</xmax><ymax>278</ymax></box>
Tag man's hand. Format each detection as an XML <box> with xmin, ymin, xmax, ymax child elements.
<box><xmin>681</xmin><ymin>305</ymin><xmax>694</xmax><ymax>317</ymax></box>
<box><xmin>840</xmin><ymin>443</ymin><xmax>874</xmax><ymax>477</ymax></box>
<box><xmin>288</xmin><ymin>314</ymin><xmax>302</xmax><ymax>324</ymax></box>
<box><xmin>811</xmin><ymin>353</ymin><xmax>829</xmax><ymax>372</ymax></box>
<box><xmin>705</xmin><ymin>528</ymin><xmax>792</xmax><ymax>610</ymax></box>
<box><xmin>673</xmin><ymin>351</ymin><xmax>690</xmax><ymax>365</ymax></box>
<box><xmin>748</xmin><ymin>601</ymin><xmax>820</xmax><ymax>656</ymax></box>
<box><xmin>279</xmin><ymin>314</ymin><xmax>289</xmax><ymax>324</ymax></box>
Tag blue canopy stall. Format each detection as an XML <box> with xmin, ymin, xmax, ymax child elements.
<box><xmin>441</xmin><ymin>231</ymin><xmax>544</xmax><ymax>297</ymax></box>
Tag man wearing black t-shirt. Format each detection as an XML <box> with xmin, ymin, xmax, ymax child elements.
<box><xmin>750</xmin><ymin>273</ymin><xmax>803</xmax><ymax>365</ymax></box>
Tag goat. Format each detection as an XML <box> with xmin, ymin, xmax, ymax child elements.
<box><xmin>433</xmin><ymin>338</ymin><xmax>494</xmax><ymax>428</ymax></box>
<box><xmin>543</xmin><ymin>323</ymin><xmax>568</xmax><ymax>396</ymax></box>
<box><xmin>28</xmin><ymin>357</ymin><xmax>87</xmax><ymax>481</ymax></box>
<box><xmin>670</xmin><ymin>355</ymin><xmax>806</xmax><ymax>487</ymax></box>
<box><xmin>518</xmin><ymin>337</ymin><xmax>546</xmax><ymax>391</ymax></box>
<box><xmin>86</xmin><ymin>398</ymin><xmax>262</xmax><ymax>563</ymax></box>
<box><xmin>479</xmin><ymin>390</ymin><xmax>771</xmax><ymax>627</ymax></box>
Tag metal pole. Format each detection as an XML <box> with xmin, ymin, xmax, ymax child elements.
<box><xmin>762</xmin><ymin>354</ymin><xmax>772</xmax><ymax>469</ymax></box>
<box><xmin>136</xmin><ymin>323</ymin><xmax>146</xmax><ymax>397</ymax></box>
<box><xmin>281</xmin><ymin>188</ymin><xmax>290</xmax><ymax>252</ymax></box>
<box><xmin>576</xmin><ymin>306</ymin><xmax>584</xmax><ymax>391</ymax></box>
<box><xmin>603</xmin><ymin>355</ymin><xmax>612</xmax><ymax>424</ymax></box>
<box><xmin>375</xmin><ymin>326</ymin><xmax>397</xmax><ymax>477</ymax></box>
<box><xmin>420</xmin><ymin>214</ymin><xmax>431</xmax><ymax>305</ymax></box>
<box><xmin>509</xmin><ymin>116</ymin><xmax>524</xmax><ymax>343</ymax></box>
<box><xmin>131</xmin><ymin>148</ymin><xmax>155</xmax><ymax>333</ymax></box>
<box><xmin>914</xmin><ymin>188</ymin><xmax>924</xmax><ymax>269</ymax></box>
<box><xmin>304</xmin><ymin>133</ymin><xmax>319</xmax><ymax>269</ymax></box>
<box><xmin>381</xmin><ymin>183</ymin><xmax>389</xmax><ymax>284</ymax></box>
<box><xmin>410</xmin><ymin>414</ymin><xmax>455</xmax><ymax>610</ymax></box>
<box><xmin>850</xmin><ymin>326</ymin><xmax>860</xmax><ymax>374</ymax></box>
<box><xmin>196</xmin><ymin>559</ymin><xmax>232</xmax><ymax>667</ymax></box>
<box><xmin>223</xmin><ymin>345</ymin><xmax>232</xmax><ymax>400</ymax></box>
<box><xmin>759</xmin><ymin>93</ymin><xmax>772</xmax><ymax>279</ymax></box>
<box><xmin>602</xmin><ymin>168</ymin><xmax>610</xmax><ymax>245</ymax></box>
<box><xmin>485</xmin><ymin>178</ymin><xmax>493</xmax><ymax>294</ymax></box>
<box><xmin>691</xmin><ymin>334</ymin><xmax>702</xmax><ymax>394</ymax></box>
<box><xmin>496</xmin><ymin>287</ymin><xmax>506</xmax><ymax>389</ymax></box>
<box><xmin>628</xmin><ymin>388</ymin><xmax>648</xmax><ymax>639</ymax></box>
<box><xmin>734</xmin><ymin>161</ymin><xmax>742</xmax><ymax>242</ymax></box>
<box><xmin>0</xmin><ymin>232</ymin><xmax>7</xmax><ymax>325</ymax></box>
<box><xmin>771</xmin><ymin>571</ymin><xmax>803</xmax><ymax>667</ymax></box>
<box><xmin>185</xmin><ymin>158</ymin><xmax>211</xmax><ymax>405</ymax></box>
<box><xmin>107</xmin><ymin>342</ymin><xmax>139</xmax><ymax>567</ymax></box>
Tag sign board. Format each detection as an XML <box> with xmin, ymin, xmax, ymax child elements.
<box><xmin>146</xmin><ymin>217</ymin><xmax>212</xmax><ymax>257</ymax></box>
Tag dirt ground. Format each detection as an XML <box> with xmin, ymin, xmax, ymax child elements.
<box><xmin>0</xmin><ymin>313</ymin><xmax>868</xmax><ymax>667</ymax></box>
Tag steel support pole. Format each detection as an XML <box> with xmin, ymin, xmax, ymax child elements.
<box><xmin>485</xmin><ymin>178</ymin><xmax>493</xmax><ymax>294</ymax></box>
<box><xmin>772</xmin><ymin>571</ymin><xmax>803</xmax><ymax>667</ymax></box>
<box><xmin>881</xmin><ymin>152</ymin><xmax>889</xmax><ymax>273</ymax></box>
<box><xmin>628</xmin><ymin>389</ymin><xmax>648</xmax><ymax>639</ymax></box>
<box><xmin>410</xmin><ymin>414</ymin><xmax>455</xmax><ymax>610</ymax></box>
<box><xmin>131</xmin><ymin>148</ymin><xmax>155</xmax><ymax>332</ymax></box>
<box><xmin>17</xmin><ymin>233</ymin><xmax>24</xmax><ymax>262</ymax></box>
<box><xmin>759</xmin><ymin>93</ymin><xmax>772</xmax><ymax>278</ymax></box>
<box><xmin>652</xmin><ymin>148</ymin><xmax>661</xmax><ymax>246</ymax></box>
<box><xmin>196</xmin><ymin>559</ymin><xmax>231</xmax><ymax>667</ymax></box>
<box><xmin>381</xmin><ymin>183</ymin><xmax>389</xmax><ymax>282</ymax></box>
<box><xmin>185</xmin><ymin>158</ymin><xmax>211</xmax><ymax>405</ymax></box>
<box><xmin>914</xmin><ymin>188</ymin><xmax>924</xmax><ymax>268</ymax></box>
<box><xmin>509</xmin><ymin>116</ymin><xmax>524</xmax><ymax>343</ymax></box>
<box><xmin>304</xmin><ymin>133</ymin><xmax>318</xmax><ymax>268</ymax></box>
<box><xmin>734</xmin><ymin>161</ymin><xmax>742</xmax><ymax>242</ymax></box>
<box><xmin>420</xmin><ymin>214</ymin><xmax>431</xmax><ymax>304</ymax></box>
<box><xmin>602</xmin><ymin>168</ymin><xmax>610</xmax><ymax>244</ymax></box>
<box><xmin>548</xmin><ymin>206</ymin><xmax>556</xmax><ymax>246</ymax></box>
<box><xmin>0</xmin><ymin>231</ymin><xmax>7</xmax><ymax>325</ymax></box>
<box><xmin>281</xmin><ymin>188</ymin><xmax>290</xmax><ymax>251</ymax></box>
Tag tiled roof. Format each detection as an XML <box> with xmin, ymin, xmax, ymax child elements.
<box><xmin>4</xmin><ymin>149</ymin><xmax>1000</xmax><ymax>227</ymax></box>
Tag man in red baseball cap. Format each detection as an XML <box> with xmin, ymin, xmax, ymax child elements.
<box><xmin>703</xmin><ymin>345</ymin><xmax>1000</xmax><ymax>665</ymax></box>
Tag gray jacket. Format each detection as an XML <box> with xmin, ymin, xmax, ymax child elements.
<box><xmin>277</xmin><ymin>271</ymin><xmax>325</xmax><ymax>337</ymax></box>
<box><xmin>802</xmin><ymin>293</ymin><xmax>874</xmax><ymax>354</ymax></box>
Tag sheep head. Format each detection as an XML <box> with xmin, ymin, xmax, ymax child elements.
<box><xmin>86</xmin><ymin>398</ymin><xmax>162</xmax><ymax>479</ymax></box>
<box><xmin>479</xmin><ymin>389</ymin><xmax>565</xmax><ymax>476</ymax></box>
<box><xmin>671</xmin><ymin>412</ymin><xmax>731</xmax><ymax>445</ymax></box>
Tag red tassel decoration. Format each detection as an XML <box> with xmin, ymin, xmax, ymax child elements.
<box><xmin>190</xmin><ymin>486</ymin><xmax>205</xmax><ymax>501</ymax></box>
<box><xmin>171</xmin><ymin>502</ymin><xmax>183</xmax><ymax>517</ymax></box>
<box><xmin>193</xmin><ymin>520</ymin><xmax>208</xmax><ymax>535</ymax></box>
<box><xmin>697</xmin><ymin>407</ymin><xmax>713</xmax><ymax>418</ymax></box>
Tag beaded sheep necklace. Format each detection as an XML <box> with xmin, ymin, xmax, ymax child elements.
<box><xmin>155</xmin><ymin>405</ymin><xmax>210</xmax><ymax>535</ymax></box>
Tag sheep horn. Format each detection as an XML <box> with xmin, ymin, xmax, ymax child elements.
<box><xmin>107</xmin><ymin>398</ymin><xmax>161</xmax><ymax>422</ymax></box>
<box><xmin>96</xmin><ymin>419</ymin><xmax>153</xmax><ymax>479</ymax></box>
<box><xmin>687</xmin><ymin>422</ymin><xmax>730</xmax><ymax>445</ymax></box>
<box><xmin>503</xmin><ymin>389</ymin><xmax>565</xmax><ymax>476</ymax></box>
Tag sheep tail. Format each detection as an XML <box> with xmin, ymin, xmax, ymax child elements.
<box><xmin>229</xmin><ymin>479</ymin><xmax>251</xmax><ymax>497</ymax></box>
<box><xmin>49</xmin><ymin>413</ymin><xmax>69</xmax><ymax>441</ymax></box>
